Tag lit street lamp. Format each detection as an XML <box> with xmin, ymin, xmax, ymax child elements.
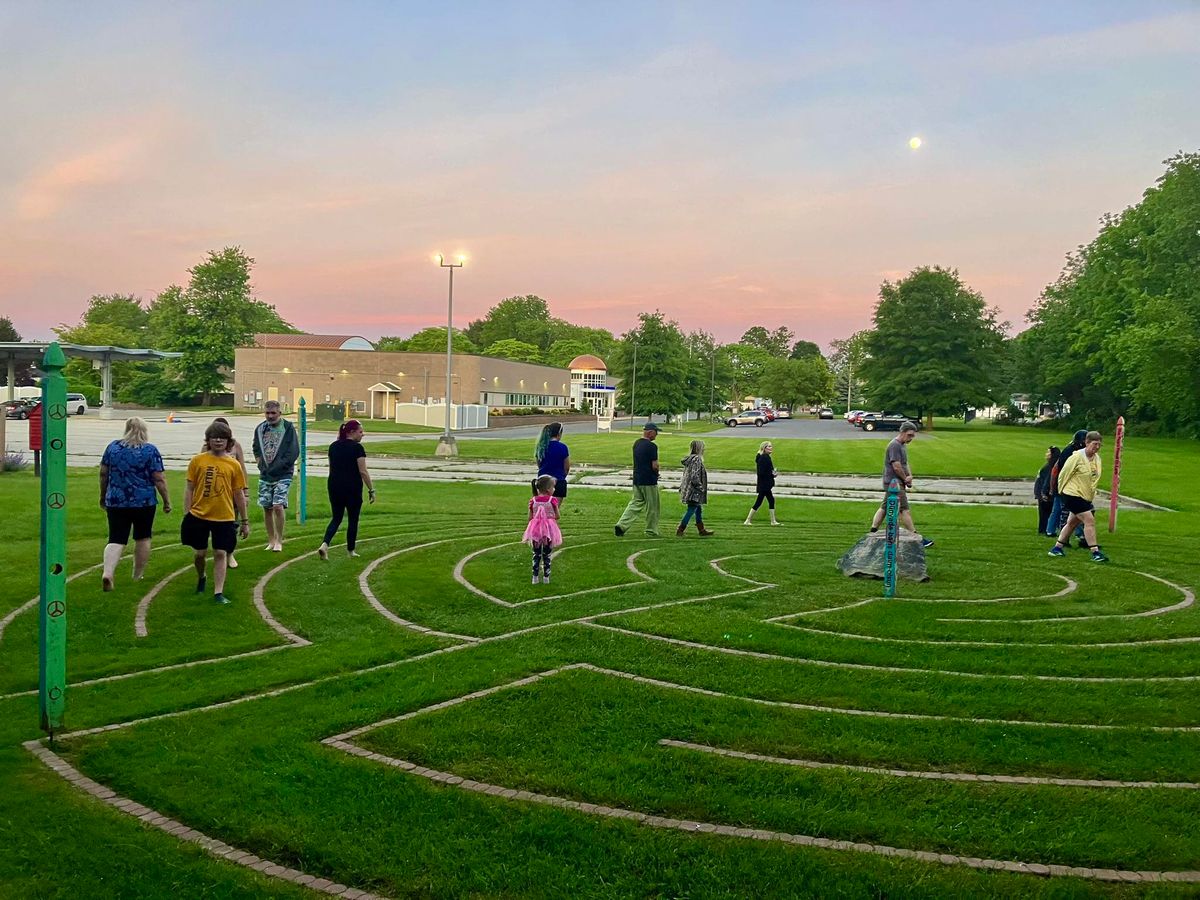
<box><xmin>434</xmin><ymin>252</ymin><xmax>465</xmax><ymax>457</ymax></box>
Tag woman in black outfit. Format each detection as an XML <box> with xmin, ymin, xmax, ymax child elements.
<box><xmin>744</xmin><ymin>440</ymin><xmax>781</xmax><ymax>526</ymax></box>
<box><xmin>318</xmin><ymin>419</ymin><xmax>376</xmax><ymax>559</ymax></box>
<box><xmin>1034</xmin><ymin>445</ymin><xmax>1060</xmax><ymax>535</ymax></box>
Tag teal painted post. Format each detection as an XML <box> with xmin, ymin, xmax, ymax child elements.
<box><xmin>297</xmin><ymin>397</ymin><xmax>307</xmax><ymax>524</ymax></box>
<box><xmin>883</xmin><ymin>479</ymin><xmax>899</xmax><ymax>598</ymax></box>
<box><xmin>39</xmin><ymin>343</ymin><xmax>69</xmax><ymax>735</ymax></box>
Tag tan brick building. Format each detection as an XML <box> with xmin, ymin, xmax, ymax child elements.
<box><xmin>233</xmin><ymin>334</ymin><xmax>574</xmax><ymax>418</ymax></box>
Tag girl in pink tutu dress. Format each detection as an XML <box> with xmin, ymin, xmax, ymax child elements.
<box><xmin>523</xmin><ymin>475</ymin><xmax>563</xmax><ymax>584</ymax></box>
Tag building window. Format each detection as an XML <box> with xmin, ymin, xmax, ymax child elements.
<box><xmin>354</xmin><ymin>400</ymin><xmax>366</xmax><ymax>413</ymax></box>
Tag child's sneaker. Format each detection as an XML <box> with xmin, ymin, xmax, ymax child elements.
<box><xmin>921</xmin><ymin>538</ymin><xmax>934</xmax><ymax>548</ymax></box>
<box><xmin>542</xmin><ymin>575</ymin><xmax>551</xmax><ymax>585</ymax></box>
<box><xmin>532</xmin><ymin>574</ymin><xmax>539</xmax><ymax>584</ymax></box>
<box><xmin>214</xmin><ymin>593</ymin><xmax>231</xmax><ymax>605</ymax></box>
<box><xmin>1048</xmin><ymin>545</ymin><xmax>1065</xmax><ymax>557</ymax></box>
<box><xmin>1091</xmin><ymin>549</ymin><xmax>1109</xmax><ymax>563</ymax></box>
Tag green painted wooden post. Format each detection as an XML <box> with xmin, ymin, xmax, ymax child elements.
<box><xmin>883</xmin><ymin>479</ymin><xmax>899</xmax><ymax>598</ymax></box>
<box><xmin>297</xmin><ymin>397</ymin><xmax>307</xmax><ymax>524</ymax></box>
<box><xmin>39</xmin><ymin>342</ymin><xmax>68</xmax><ymax>735</ymax></box>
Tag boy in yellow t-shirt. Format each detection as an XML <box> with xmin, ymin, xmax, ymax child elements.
<box><xmin>1048</xmin><ymin>430</ymin><xmax>1108</xmax><ymax>563</ymax></box>
<box><xmin>182</xmin><ymin>420</ymin><xmax>251</xmax><ymax>604</ymax></box>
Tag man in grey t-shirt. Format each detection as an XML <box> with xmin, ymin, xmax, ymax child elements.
<box><xmin>869</xmin><ymin>421</ymin><xmax>933</xmax><ymax>547</ymax></box>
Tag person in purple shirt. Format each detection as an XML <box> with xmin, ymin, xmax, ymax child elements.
<box><xmin>533</xmin><ymin>422</ymin><xmax>570</xmax><ymax>501</ymax></box>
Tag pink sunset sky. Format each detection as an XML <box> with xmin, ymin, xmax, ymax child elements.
<box><xmin>2</xmin><ymin>2</ymin><xmax>1198</xmax><ymax>348</ymax></box>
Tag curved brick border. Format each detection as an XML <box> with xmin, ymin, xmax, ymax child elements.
<box><xmin>583</xmin><ymin>622</ymin><xmax>1200</xmax><ymax>683</ymax></box>
<box><xmin>451</xmin><ymin>540</ymin><xmax>654</xmax><ymax>607</ymax></box>
<box><xmin>940</xmin><ymin>572</ymin><xmax>1194</xmax><ymax>624</ymax></box>
<box><xmin>322</xmin><ymin>665</ymin><xmax>1200</xmax><ymax>885</ymax></box>
<box><xmin>23</xmin><ymin>740</ymin><xmax>391</xmax><ymax>899</ymax></box>
<box><xmin>659</xmin><ymin>739</ymin><xmax>1200</xmax><ymax>790</ymax></box>
<box><xmin>134</xmin><ymin>565</ymin><xmax>194</xmax><ymax>637</ymax></box>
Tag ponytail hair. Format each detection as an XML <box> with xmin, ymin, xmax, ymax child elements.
<box><xmin>534</xmin><ymin>422</ymin><xmax>563</xmax><ymax>464</ymax></box>
<box><xmin>338</xmin><ymin>419</ymin><xmax>362</xmax><ymax>440</ymax></box>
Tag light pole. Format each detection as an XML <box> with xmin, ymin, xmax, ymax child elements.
<box><xmin>709</xmin><ymin>349</ymin><xmax>716</xmax><ymax>419</ymax></box>
<box><xmin>628</xmin><ymin>342</ymin><xmax>638</xmax><ymax>429</ymax></box>
<box><xmin>435</xmin><ymin>253</ymin><xmax>464</xmax><ymax>456</ymax></box>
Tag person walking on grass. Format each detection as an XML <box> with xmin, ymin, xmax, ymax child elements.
<box><xmin>99</xmin><ymin>417</ymin><xmax>171</xmax><ymax>592</ymax></box>
<box><xmin>1048</xmin><ymin>429</ymin><xmax>1089</xmax><ymax>547</ymax></box>
<box><xmin>1035</xmin><ymin>445</ymin><xmax>1061</xmax><ymax>536</ymax></box>
<box><xmin>678</xmin><ymin>440</ymin><xmax>714</xmax><ymax>537</ymax></box>
<box><xmin>318</xmin><ymin>419</ymin><xmax>376</xmax><ymax>560</ymax></box>
<box><xmin>868</xmin><ymin>421</ymin><xmax>934</xmax><ymax>548</ymax></box>
<box><xmin>524</xmin><ymin>474</ymin><xmax>563</xmax><ymax>584</ymax></box>
<box><xmin>252</xmin><ymin>400</ymin><xmax>299</xmax><ymax>552</ymax></box>
<box><xmin>533</xmin><ymin>422</ymin><xmax>570</xmax><ymax>502</ymax></box>
<box><xmin>614</xmin><ymin>422</ymin><xmax>661</xmax><ymax>537</ymax></box>
<box><xmin>1049</xmin><ymin>430</ymin><xmax>1109</xmax><ymax>563</ymax></box>
<box><xmin>744</xmin><ymin>440</ymin><xmax>781</xmax><ymax>526</ymax></box>
<box><xmin>182</xmin><ymin>420</ymin><xmax>250</xmax><ymax>604</ymax></box>
<box><xmin>204</xmin><ymin>417</ymin><xmax>249</xmax><ymax>569</ymax></box>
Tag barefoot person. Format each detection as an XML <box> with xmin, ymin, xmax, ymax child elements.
<box><xmin>868</xmin><ymin>421</ymin><xmax>934</xmax><ymax>548</ymax></box>
<box><xmin>318</xmin><ymin>419</ymin><xmax>376</xmax><ymax>560</ymax></box>
<box><xmin>614</xmin><ymin>422</ymin><xmax>661</xmax><ymax>537</ymax></box>
<box><xmin>182</xmin><ymin>420</ymin><xmax>251</xmax><ymax>604</ymax></box>
<box><xmin>252</xmin><ymin>400</ymin><xmax>300</xmax><ymax>552</ymax></box>
<box><xmin>1048</xmin><ymin>430</ymin><xmax>1109</xmax><ymax>563</ymax></box>
<box><xmin>99</xmin><ymin>417</ymin><xmax>171</xmax><ymax>591</ymax></box>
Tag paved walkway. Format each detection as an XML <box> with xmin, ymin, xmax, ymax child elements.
<box><xmin>4</xmin><ymin>414</ymin><xmax>1160</xmax><ymax>509</ymax></box>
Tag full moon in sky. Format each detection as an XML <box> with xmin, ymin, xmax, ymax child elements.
<box><xmin>909</xmin><ymin>136</ymin><xmax>923</xmax><ymax>150</ymax></box>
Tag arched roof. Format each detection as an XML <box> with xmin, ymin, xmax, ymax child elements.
<box><xmin>568</xmin><ymin>354</ymin><xmax>607</xmax><ymax>371</ymax></box>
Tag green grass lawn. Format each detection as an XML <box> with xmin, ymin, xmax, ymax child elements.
<box><xmin>2</xmin><ymin>437</ymin><xmax>1200</xmax><ymax>897</ymax></box>
<box><xmin>306</xmin><ymin>419</ymin><xmax>441</xmax><ymax>434</ymax></box>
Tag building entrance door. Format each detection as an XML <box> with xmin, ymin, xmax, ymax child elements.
<box><xmin>294</xmin><ymin>387</ymin><xmax>314</xmax><ymax>416</ymax></box>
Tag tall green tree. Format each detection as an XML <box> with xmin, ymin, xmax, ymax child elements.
<box><xmin>482</xmin><ymin>338</ymin><xmax>544</xmax><ymax>364</ymax></box>
<box><xmin>612</xmin><ymin>312</ymin><xmax>689</xmax><ymax>420</ymax></box>
<box><xmin>54</xmin><ymin>295</ymin><xmax>154</xmax><ymax>400</ymax></box>
<box><xmin>0</xmin><ymin>317</ymin><xmax>18</xmax><ymax>342</ymax></box>
<box><xmin>725</xmin><ymin>343</ymin><xmax>774</xmax><ymax>404</ymax></box>
<box><xmin>404</xmin><ymin>326</ymin><xmax>478</xmax><ymax>354</ymax></box>
<box><xmin>375</xmin><ymin>335</ymin><xmax>409</xmax><ymax>352</ymax></box>
<box><xmin>681</xmin><ymin>330</ymin><xmax>734</xmax><ymax>415</ymax></box>
<box><xmin>151</xmin><ymin>248</ymin><xmax>297</xmax><ymax>404</ymax></box>
<box><xmin>468</xmin><ymin>296</ymin><xmax>554</xmax><ymax>350</ymax></box>
<box><xmin>759</xmin><ymin>356</ymin><xmax>835</xmax><ymax>410</ymax></box>
<box><xmin>544</xmin><ymin>338</ymin><xmax>595</xmax><ymax>369</ymax></box>
<box><xmin>828</xmin><ymin>330</ymin><xmax>871</xmax><ymax>409</ymax></box>
<box><xmin>862</xmin><ymin>267</ymin><xmax>1006</xmax><ymax>422</ymax></box>
<box><xmin>788</xmin><ymin>339</ymin><xmax>823</xmax><ymax>361</ymax></box>
<box><xmin>1023</xmin><ymin>151</ymin><xmax>1200</xmax><ymax>432</ymax></box>
<box><xmin>739</xmin><ymin>325</ymin><xmax>794</xmax><ymax>358</ymax></box>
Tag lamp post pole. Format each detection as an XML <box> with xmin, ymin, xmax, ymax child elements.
<box><xmin>628</xmin><ymin>342</ymin><xmax>638</xmax><ymax>429</ymax></box>
<box><xmin>709</xmin><ymin>349</ymin><xmax>716</xmax><ymax>419</ymax></box>
<box><xmin>436</xmin><ymin>254</ymin><xmax>464</xmax><ymax>457</ymax></box>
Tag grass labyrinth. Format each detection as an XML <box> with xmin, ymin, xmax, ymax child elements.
<box><xmin>3</xmin><ymin>449</ymin><xmax>1200</xmax><ymax>897</ymax></box>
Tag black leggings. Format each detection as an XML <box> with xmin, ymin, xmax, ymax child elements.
<box><xmin>752</xmin><ymin>490</ymin><xmax>775</xmax><ymax>510</ymax></box>
<box><xmin>324</xmin><ymin>494</ymin><xmax>363</xmax><ymax>551</ymax></box>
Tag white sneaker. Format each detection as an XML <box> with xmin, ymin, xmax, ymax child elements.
<box><xmin>743</xmin><ymin>520</ymin><xmax>753</xmax><ymax>526</ymax></box>
<box><xmin>532</xmin><ymin>575</ymin><xmax>540</xmax><ymax>584</ymax></box>
<box><xmin>542</xmin><ymin>575</ymin><xmax>551</xmax><ymax>585</ymax></box>
<box><xmin>317</xmin><ymin>544</ymin><xmax>328</xmax><ymax>561</ymax></box>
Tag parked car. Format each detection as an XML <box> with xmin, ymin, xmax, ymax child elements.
<box><xmin>817</xmin><ymin>407</ymin><xmax>834</xmax><ymax>419</ymax></box>
<box><xmin>775</xmin><ymin>407</ymin><xmax>791</xmax><ymax>419</ymax></box>
<box><xmin>66</xmin><ymin>393</ymin><xmax>89</xmax><ymax>415</ymax></box>
<box><xmin>3</xmin><ymin>399</ymin><xmax>37</xmax><ymax>419</ymax></box>
<box><xmin>759</xmin><ymin>407</ymin><xmax>777</xmax><ymax>421</ymax></box>
<box><xmin>859</xmin><ymin>411</ymin><xmax>921</xmax><ymax>432</ymax></box>
<box><xmin>849</xmin><ymin>410</ymin><xmax>873</xmax><ymax>427</ymax></box>
<box><xmin>726</xmin><ymin>410</ymin><xmax>768</xmax><ymax>427</ymax></box>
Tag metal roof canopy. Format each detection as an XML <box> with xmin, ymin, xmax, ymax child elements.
<box><xmin>0</xmin><ymin>342</ymin><xmax>183</xmax><ymax>420</ymax></box>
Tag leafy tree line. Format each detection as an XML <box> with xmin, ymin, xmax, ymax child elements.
<box><xmin>1012</xmin><ymin>151</ymin><xmax>1200</xmax><ymax>435</ymax></box>
<box><xmin>54</xmin><ymin>248</ymin><xmax>297</xmax><ymax>405</ymax></box>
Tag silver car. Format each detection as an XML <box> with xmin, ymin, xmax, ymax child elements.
<box><xmin>726</xmin><ymin>410</ymin><xmax>767</xmax><ymax>427</ymax></box>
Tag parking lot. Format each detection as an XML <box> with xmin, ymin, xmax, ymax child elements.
<box><xmin>700</xmin><ymin>415</ymin><xmax>922</xmax><ymax>440</ymax></box>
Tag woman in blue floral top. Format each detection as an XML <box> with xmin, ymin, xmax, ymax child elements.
<box><xmin>99</xmin><ymin>417</ymin><xmax>171</xmax><ymax>592</ymax></box>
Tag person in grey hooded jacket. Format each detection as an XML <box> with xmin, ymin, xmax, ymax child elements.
<box><xmin>252</xmin><ymin>400</ymin><xmax>300</xmax><ymax>551</ymax></box>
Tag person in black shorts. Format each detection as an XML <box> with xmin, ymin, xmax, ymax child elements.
<box><xmin>99</xmin><ymin>417</ymin><xmax>171</xmax><ymax>592</ymax></box>
<box><xmin>318</xmin><ymin>419</ymin><xmax>376</xmax><ymax>560</ymax></box>
<box><xmin>181</xmin><ymin>420</ymin><xmax>250</xmax><ymax>604</ymax></box>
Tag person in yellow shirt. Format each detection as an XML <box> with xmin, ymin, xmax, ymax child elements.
<box><xmin>182</xmin><ymin>420</ymin><xmax>251</xmax><ymax>603</ymax></box>
<box><xmin>1048</xmin><ymin>430</ymin><xmax>1108</xmax><ymax>563</ymax></box>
